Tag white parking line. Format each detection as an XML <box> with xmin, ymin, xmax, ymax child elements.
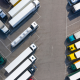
<box><xmin>0</xmin><ymin>40</ymin><xmax>12</xmax><ymax>54</ymax></box>
<box><xmin>5</xmin><ymin>53</ymin><xmax>12</xmax><ymax>59</ymax></box>
<box><xmin>6</xmin><ymin>43</ymin><xmax>11</xmax><ymax>48</ymax></box>
<box><xmin>0</xmin><ymin>75</ymin><xmax>4</xmax><ymax>80</ymax></box>
<box><xmin>33</xmin><ymin>33</ymin><xmax>40</xmax><ymax>43</ymax></box>
<box><xmin>7</xmin><ymin>37</ymin><xmax>12</xmax><ymax>42</ymax></box>
<box><xmin>35</xmin><ymin>16</ymin><xmax>41</xmax><ymax>22</ymax></box>
<box><xmin>36</xmin><ymin>12</ymin><xmax>41</xmax><ymax>18</ymax></box>
<box><xmin>67</xmin><ymin>28</ymin><xmax>80</xmax><ymax>37</ymax></box>
<box><xmin>0</xmin><ymin>51</ymin><xmax>10</xmax><ymax>63</ymax></box>
<box><xmin>67</xmin><ymin>19</ymin><xmax>80</xmax><ymax>28</ymax></box>
<box><xmin>33</xmin><ymin>76</ymin><xmax>37</xmax><ymax>80</ymax></box>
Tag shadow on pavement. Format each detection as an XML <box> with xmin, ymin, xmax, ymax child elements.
<box><xmin>66</xmin><ymin>3</ymin><xmax>80</xmax><ymax>20</ymax></box>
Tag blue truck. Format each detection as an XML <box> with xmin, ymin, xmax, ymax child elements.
<box><xmin>67</xmin><ymin>31</ymin><xmax>80</xmax><ymax>42</ymax></box>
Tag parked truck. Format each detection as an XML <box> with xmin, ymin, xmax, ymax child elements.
<box><xmin>8</xmin><ymin>0</ymin><xmax>32</xmax><ymax>17</ymax></box>
<box><xmin>68</xmin><ymin>60</ymin><xmax>80</xmax><ymax>70</ymax></box>
<box><xmin>67</xmin><ymin>50</ymin><xmax>80</xmax><ymax>61</ymax></box>
<box><xmin>5</xmin><ymin>55</ymin><xmax>36</xmax><ymax>80</ymax></box>
<box><xmin>67</xmin><ymin>40</ymin><xmax>80</xmax><ymax>52</ymax></box>
<box><xmin>67</xmin><ymin>31</ymin><xmax>80</xmax><ymax>43</ymax></box>
<box><xmin>68</xmin><ymin>69</ymin><xmax>80</xmax><ymax>80</ymax></box>
<box><xmin>72</xmin><ymin>2</ymin><xmax>80</xmax><ymax>13</ymax></box>
<box><xmin>9</xmin><ymin>0</ymin><xmax>40</xmax><ymax>28</ymax></box>
<box><xmin>5</xmin><ymin>43</ymin><xmax>37</xmax><ymax>73</ymax></box>
<box><xmin>11</xmin><ymin>21</ymin><xmax>38</xmax><ymax>47</ymax></box>
<box><xmin>0</xmin><ymin>20</ymin><xmax>10</xmax><ymax>34</ymax></box>
<box><xmin>17</xmin><ymin>65</ymin><xmax>37</xmax><ymax>80</ymax></box>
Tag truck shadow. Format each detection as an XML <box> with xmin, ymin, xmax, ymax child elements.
<box><xmin>9</xmin><ymin>8</ymin><xmax>39</xmax><ymax>35</ymax></box>
<box><xmin>0</xmin><ymin>0</ymin><xmax>11</xmax><ymax>9</ymax></box>
<box><xmin>66</xmin><ymin>3</ymin><xmax>80</xmax><ymax>20</ymax></box>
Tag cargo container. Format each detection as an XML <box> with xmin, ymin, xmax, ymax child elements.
<box><xmin>5</xmin><ymin>43</ymin><xmax>37</xmax><ymax>73</ymax></box>
<box><xmin>9</xmin><ymin>0</ymin><xmax>40</xmax><ymax>28</ymax></box>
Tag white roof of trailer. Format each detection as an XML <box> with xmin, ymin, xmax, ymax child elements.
<box><xmin>10</xmin><ymin>0</ymin><xmax>19</xmax><ymax>5</ymax></box>
<box><xmin>8</xmin><ymin>0</ymin><xmax>32</xmax><ymax>17</ymax></box>
<box><xmin>9</xmin><ymin>2</ymin><xmax>35</xmax><ymax>27</ymax></box>
<box><xmin>5</xmin><ymin>59</ymin><xmax>32</xmax><ymax>80</ymax></box>
<box><xmin>74</xmin><ymin>31</ymin><xmax>80</xmax><ymax>39</ymax></box>
<box><xmin>5</xmin><ymin>47</ymin><xmax>32</xmax><ymax>73</ymax></box>
<box><xmin>73</xmin><ymin>2</ymin><xmax>80</xmax><ymax>11</ymax></box>
<box><xmin>75</xmin><ymin>51</ymin><xmax>80</xmax><ymax>58</ymax></box>
<box><xmin>75</xmin><ymin>61</ymin><xmax>80</xmax><ymax>69</ymax></box>
<box><xmin>17</xmin><ymin>71</ymin><xmax>31</xmax><ymax>80</ymax></box>
<box><xmin>69</xmin><ymin>71</ymin><xmax>80</xmax><ymax>80</ymax></box>
<box><xmin>75</xmin><ymin>41</ymin><xmax>80</xmax><ymax>49</ymax></box>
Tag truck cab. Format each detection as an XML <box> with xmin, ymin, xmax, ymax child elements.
<box><xmin>0</xmin><ymin>20</ymin><xmax>10</xmax><ymax>34</ymax></box>
<box><xmin>67</xmin><ymin>50</ymin><xmax>80</xmax><ymax>61</ymax></box>
<box><xmin>67</xmin><ymin>35</ymin><xmax>76</xmax><ymax>43</ymax></box>
<box><xmin>68</xmin><ymin>0</ymin><xmax>80</xmax><ymax>6</ymax></box>
<box><xmin>0</xmin><ymin>55</ymin><xmax>6</xmax><ymax>65</ymax></box>
<box><xmin>0</xmin><ymin>9</ymin><xmax>7</xmax><ymax>21</ymax></box>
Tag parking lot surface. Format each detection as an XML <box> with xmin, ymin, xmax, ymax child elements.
<box><xmin>1</xmin><ymin>0</ymin><xmax>80</xmax><ymax>80</ymax></box>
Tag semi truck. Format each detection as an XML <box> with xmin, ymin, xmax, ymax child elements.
<box><xmin>9</xmin><ymin>0</ymin><xmax>40</xmax><ymax>28</ymax></box>
<box><xmin>5</xmin><ymin>43</ymin><xmax>37</xmax><ymax>73</ymax></box>
<box><xmin>0</xmin><ymin>20</ymin><xmax>10</xmax><ymax>34</ymax></box>
<box><xmin>11</xmin><ymin>21</ymin><xmax>38</xmax><ymax>47</ymax></box>
<box><xmin>68</xmin><ymin>0</ymin><xmax>80</xmax><ymax>6</ymax></box>
<box><xmin>5</xmin><ymin>55</ymin><xmax>36</xmax><ymax>80</ymax></box>
<box><xmin>68</xmin><ymin>69</ymin><xmax>80</xmax><ymax>80</ymax></box>
<box><xmin>67</xmin><ymin>41</ymin><xmax>80</xmax><ymax>52</ymax></box>
<box><xmin>17</xmin><ymin>65</ymin><xmax>37</xmax><ymax>80</ymax></box>
<box><xmin>69</xmin><ymin>60</ymin><xmax>80</xmax><ymax>70</ymax></box>
<box><xmin>72</xmin><ymin>2</ymin><xmax>80</xmax><ymax>13</ymax></box>
<box><xmin>67</xmin><ymin>30</ymin><xmax>80</xmax><ymax>43</ymax></box>
<box><xmin>8</xmin><ymin>0</ymin><xmax>32</xmax><ymax>17</ymax></box>
<box><xmin>67</xmin><ymin>50</ymin><xmax>80</xmax><ymax>61</ymax></box>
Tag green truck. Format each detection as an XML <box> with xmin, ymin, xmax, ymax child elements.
<box><xmin>0</xmin><ymin>55</ymin><xmax>6</xmax><ymax>65</ymax></box>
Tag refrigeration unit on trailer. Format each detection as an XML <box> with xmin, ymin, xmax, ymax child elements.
<box><xmin>5</xmin><ymin>43</ymin><xmax>37</xmax><ymax>73</ymax></box>
<box><xmin>8</xmin><ymin>0</ymin><xmax>32</xmax><ymax>17</ymax></box>
<box><xmin>5</xmin><ymin>55</ymin><xmax>36</xmax><ymax>80</ymax></box>
<box><xmin>67</xmin><ymin>30</ymin><xmax>80</xmax><ymax>42</ymax></box>
<box><xmin>11</xmin><ymin>21</ymin><xmax>38</xmax><ymax>47</ymax></box>
<box><xmin>69</xmin><ymin>60</ymin><xmax>80</xmax><ymax>70</ymax></box>
<box><xmin>67</xmin><ymin>50</ymin><xmax>80</xmax><ymax>61</ymax></box>
<box><xmin>67</xmin><ymin>40</ymin><xmax>80</xmax><ymax>52</ymax></box>
<box><xmin>9</xmin><ymin>0</ymin><xmax>40</xmax><ymax>28</ymax></box>
<box><xmin>68</xmin><ymin>69</ymin><xmax>80</xmax><ymax>80</ymax></box>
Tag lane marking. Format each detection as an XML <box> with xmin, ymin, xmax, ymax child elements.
<box><xmin>67</xmin><ymin>27</ymin><xmax>80</xmax><ymax>37</ymax></box>
<box><xmin>0</xmin><ymin>40</ymin><xmax>12</xmax><ymax>54</ymax></box>
<box><xmin>7</xmin><ymin>37</ymin><xmax>12</xmax><ymax>42</ymax></box>
<box><xmin>67</xmin><ymin>19</ymin><xmax>80</xmax><ymax>28</ymax></box>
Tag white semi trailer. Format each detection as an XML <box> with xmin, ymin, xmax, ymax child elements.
<box><xmin>5</xmin><ymin>55</ymin><xmax>36</xmax><ymax>80</ymax></box>
<box><xmin>11</xmin><ymin>21</ymin><xmax>38</xmax><ymax>47</ymax></box>
<box><xmin>5</xmin><ymin>43</ymin><xmax>37</xmax><ymax>73</ymax></box>
<box><xmin>8</xmin><ymin>0</ymin><xmax>32</xmax><ymax>17</ymax></box>
<box><xmin>9</xmin><ymin>0</ymin><xmax>40</xmax><ymax>28</ymax></box>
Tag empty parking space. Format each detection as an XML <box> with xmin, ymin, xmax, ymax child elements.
<box><xmin>0</xmin><ymin>41</ymin><xmax>11</xmax><ymax>57</ymax></box>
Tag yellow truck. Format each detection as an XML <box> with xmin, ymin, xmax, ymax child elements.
<box><xmin>67</xmin><ymin>41</ymin><xmax>80</xmax><ymax>52</ymax></box>
<box><xmin>67</xmin><ymin>50</ymin><xmax>80</xmax><ymax>61</ymax></box>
